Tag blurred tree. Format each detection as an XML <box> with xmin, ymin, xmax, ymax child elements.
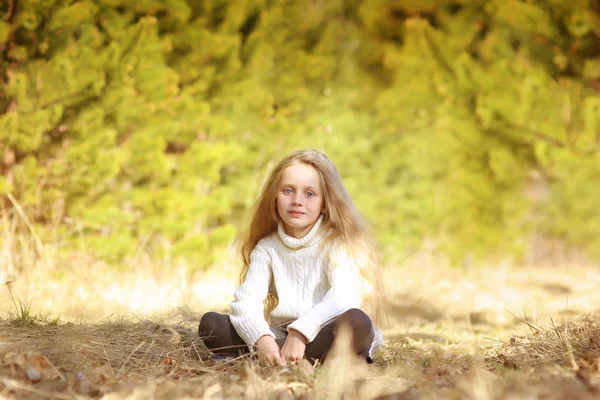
<box><xmin>0</xmin><ymin>0</ymin><xmax>598</xmax><ymax>268</ymax></box>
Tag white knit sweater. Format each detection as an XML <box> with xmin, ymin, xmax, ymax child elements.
<box><xmin>230</xmin><ymin>215</ymin><xmax>383</xmax><ymax>355</ymax></box>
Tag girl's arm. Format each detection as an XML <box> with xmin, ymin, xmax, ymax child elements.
<box><xmin>286</xmin><ymin>246</ymin><xmax>362</xmax><ymax>342</ymax></box>
<box><xmin>230</xmin><ymin>244</ymin><xmax>276</xmax><ymax>349</ymax></box>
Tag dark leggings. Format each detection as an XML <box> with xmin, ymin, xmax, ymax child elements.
<box><xmin>198</xmin><ymin>308</ymin><xmax>375</xmax><ymax>363</ymax></box>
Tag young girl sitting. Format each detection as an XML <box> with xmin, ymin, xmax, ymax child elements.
<box><xmin>198</xmin><ymin>149</ymin><xmax>383</xmax><ymax>366</ymax></box>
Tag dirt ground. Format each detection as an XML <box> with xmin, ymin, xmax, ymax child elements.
<box><xmin>0</xmin><ymin>262</ymin><xmax>599</xmax><ymax>399</ymax></box>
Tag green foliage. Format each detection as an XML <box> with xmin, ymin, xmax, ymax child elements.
<box><xmin>1</xmin><ymin>0</ymin><xmax>599</xmax><ymax>268</ymax></box>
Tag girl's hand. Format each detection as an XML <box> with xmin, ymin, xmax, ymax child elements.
<box><xmin>280</xmin><ymin>329</ymin><xmax>307</xmax><ymax>363</ymax></box>
<box><xmin>255</xmin><ymin>335</ymin><xmax>285</xmax><ymax>366</ymax></box>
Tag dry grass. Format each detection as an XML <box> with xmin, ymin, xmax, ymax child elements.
<box><xmin>0</xmin><ymin>318</ymin><xmax>383</xmax><ymax>399</ymax></box>
<box><xmin>1</xmin><ymin>205</ymin><xmax>600</xmax><ymax>398</ymax></box>
<box><xmin>0</xmin><ymin>319</ymin><xmax>209</xmax><ymax>398</ymax></box>
<box><xmin>0</xmin><ymin>308</ymin><xmax>598</xmax><ymax>399</ymax></box>
<box><xmin>0</xmin><ymin>261</ymin><xmax>599</xmax><ymax>399</ymax></box>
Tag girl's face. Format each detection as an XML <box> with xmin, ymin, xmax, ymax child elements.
<box><xmin>276</xmin><ymin>163</ymin><xmax>325</xmax><ymax>239</ymax></box>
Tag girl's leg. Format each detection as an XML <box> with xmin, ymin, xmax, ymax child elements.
<box><xmin>198</xmin><ymin>312</ymin><xmax>249</xmax><ymax>357</ymax></box>
<box><xmin>304</xmin><ymin>308</ymin><xmax>375</xmax><ymax>363</ymax></box>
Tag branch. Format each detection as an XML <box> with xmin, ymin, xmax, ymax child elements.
<box><xmin>471</xmin><ymin>98</ymin><xmax>598</xmax><ymax>156</ymax></box>
<box><xmin>507</xmin><ymin>122</ymin><xmax>598</xmax><ymax>155</ymax></box>
<box><xmin>4</xmin><ymin>0</ymin><xmax>15</xmax><ymax>22</ymax></box>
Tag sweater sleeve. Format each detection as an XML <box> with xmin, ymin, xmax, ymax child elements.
<box><xmin>287</xmin><ymin>245</ymin><xmax>362</xmax><ymax>342</ymax></box>
<box><xmin>229</xmin><ymin>244</ymin><xmax>276</xmax><ymax>349</ymax></box>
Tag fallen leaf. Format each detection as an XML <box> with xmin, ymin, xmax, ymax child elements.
<box><xmin>96</xmin><ymin>374</ymin><xmax>111</xmax><ymax>385</ymax></box>
<box><xmin>160</xmin><ymin>356</ymin><xmax>173</xmax><ymax>365</ymax></box>
<box><xmin>68</xmin><ymin>374</ymin><xmax>81</xmax><ymax>393</ymax></box>
<box><xmin>30</xmin><ymin>355</ymin><xmax>49</xmax><ymax>370</ymax></box>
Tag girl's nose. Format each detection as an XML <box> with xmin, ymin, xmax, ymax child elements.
<box><xmin>292</xmin><ymin>193</ymin><xmax>303</xmax><ymax>204</ymax></box>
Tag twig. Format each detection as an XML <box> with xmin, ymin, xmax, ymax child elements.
<box><xmin>118</xmin><ymin>341</ymin><xmax>146</xmax><ymax>377</ymax></box>
<box><xmin>566</xmin><ymin>338</ymin><xmax>578</xmax><ymax>371</ymax></box>
<box><xmin>6</xmin><ymin>193</ymin><xmax>45</xmax><ymax>257</ymax></box>
<box><xmin>564</xmin><ymin>321</ymin><xmax>578</xmax><ymax>372</ymax></box>
<box><xmin>102</xmin><ymin>345</ymin><xmax>116</xmax><ymax>377</ymax></box>
<box><xmin>189</xmin><ymin>340</ymin><xmax>205</xmax><ymax>364</ymax></box>
<box><xmin>550</xmin><ymin>318</ymin><xmax>562</xmax><ymax>341</ymax></box>
<box><xmin>1</xmin><ymin>377</ymin><xmax>75</xmax><ymax>399</ymax></box>
<box><xmin>480</xmin><ymin>336</ymin><xmax>504</xmax><ymax>343</ymax></box>
<box><xmin>4</xmin><ymin>281</ymin><xmax>20</xmax><ymax>315</ymax></box>
<box><xmin>505</xmin><ymin>310</ymin><xmax>542</xmax><ymax>334</ymax></box>
<box><xmin>3</xmin><ymin>0</ymin><xmax>15</xmax><ymax>22</ymax></box>
<box><xmin>44</xmin><ymin>355</ymin><xmax>66</xmax><ymax>382</ymax></box>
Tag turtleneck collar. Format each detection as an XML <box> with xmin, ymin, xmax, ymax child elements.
<box><xmin>277</xmin><ymin>214</ymin><xmax>325</xmax><ymax>249</ymax></box>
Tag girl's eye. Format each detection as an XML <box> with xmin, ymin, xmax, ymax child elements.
<box><xmin>284</xmin><ymin>188</ymin><xmax>293</xmax><ymax>194</ymax></box>
<box><xmin>306</xmin><ymin>192</ymin><xmax>315</xmax><ymax>197</ymax></box>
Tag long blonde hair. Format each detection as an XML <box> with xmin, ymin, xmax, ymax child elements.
<box><xmin>239</xmin><ymin>149</ymin><xmax>383</xmax><ymax>322</ymax></box>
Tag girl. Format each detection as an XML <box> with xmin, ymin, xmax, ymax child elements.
<box><xmin>198</xmin><ymin>149</ymin><xmax>383</xmax><ymax>366</ymax></box>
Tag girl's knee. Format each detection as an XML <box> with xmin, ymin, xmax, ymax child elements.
<box><xmin>338</xmin><ymin>308</ymin><xmax>374</xmax><ymax>349</ymax></box>
<box><xmin>339</xmin><ymin>308</ymin><xmax>372</xmax><ymax>330</ymax></box>
<box><xmin>198</xmin><ymin>312</ymin><xmax>222</xmax><ymax>336</ymax></box>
